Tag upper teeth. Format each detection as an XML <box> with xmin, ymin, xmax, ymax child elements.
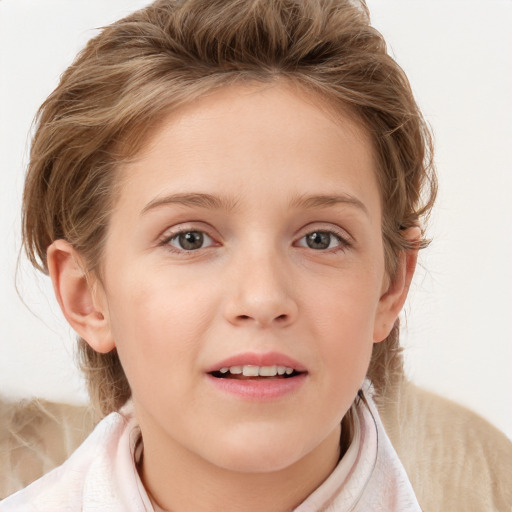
<box><xmin>219</xmin><ymin>365</ymin><xmax>295</xmax><ymax>377</ymax></box>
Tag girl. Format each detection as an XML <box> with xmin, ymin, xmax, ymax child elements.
<box><xmin>3</xmin><ymin>0</ymin><xmax>437</xmax><ymax>510</ymax></box>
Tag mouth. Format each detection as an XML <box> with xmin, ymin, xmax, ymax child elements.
<box><xmin>209</xmin><ymin>365</ymin><xmax>305</xmax><ymax>380</ymax></box>
<box><xmin>206</xmin><ymin>354</ymin><xmax>307</xmax><ymax>400</ymax></box>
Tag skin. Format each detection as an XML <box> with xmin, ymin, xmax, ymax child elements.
<box><xmin>48</xmin><ymin>83</ymin><xmax>419</xmax><ymax>512</ymax></box>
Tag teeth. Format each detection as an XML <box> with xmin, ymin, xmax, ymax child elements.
<box><xmin>242</xmin><ymin>365</ymin><xmax>260</xmax><ymax>377</ymax></box>
<box><xmin>259</xmin><ymin>365</ymin><xmax>277</xmax><ymax>377</ymax></box>
<box><xmin>220</xmin><ymin>365</ymin><xmax>296</xmax><ymax>376</ymax></box>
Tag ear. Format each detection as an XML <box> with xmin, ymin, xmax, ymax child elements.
<box><xmin>373</xmin><ymin>227</ymin><xmax>421</xmax><ymax>343</ymax></box>
<box><xmin>47</xmin><ymin>239</ymin><xmax>115</xmax><ymax>354</ymax></box>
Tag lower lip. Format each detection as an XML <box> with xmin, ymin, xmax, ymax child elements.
<box><xmin>206</xmin><ymin>373</ymin><xmax>307</xmax><ymax>401</ymax></box>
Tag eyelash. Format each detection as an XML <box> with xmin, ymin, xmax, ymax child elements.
<box><xmin>158</xmin><ymin>226</ymin><xmax>352</xmax><ymax>254</ymax></box>
<box><xmin>295</xmin><ymin>229</ymin><xmax>351</xmax><ymax>252</ymax></box>
<box><xmin>159</xmin><ymin>228</ymin><xmax>217</xmax><ymax>253</ymax></box>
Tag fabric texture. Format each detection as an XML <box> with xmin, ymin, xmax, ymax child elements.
<box><xmin>378</xmin><ymin>380</ymin><xmax>512</xmax><ymax>512</ymax></box>
<box><xmin>0</xmin><ymin>391</ymin><xmax>420</xmax><ymax>512</ymax></box>
<box><xmin>0</xmin><ymin>399</ymin><xmax>96</xmax><ymax>497</ymax></box>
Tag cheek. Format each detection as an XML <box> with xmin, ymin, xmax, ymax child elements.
<box><xmin>103</xmin><ymin>270</ymin><xmax>216</xmax><ymax>389</ymax></box>
<box><xmin>307</xmin><ymin>268</ymin><xmax>382</xmax><ymax>332</ymax></box>
<box><xmin>108</xmin><ymin>262</ymin><xmax>214</xmax><ymax>335</ymax></box>
<box><xmin>305</xmin><ymin>269</ymin><xmax>382</xmax><ymax>377</ymax></box>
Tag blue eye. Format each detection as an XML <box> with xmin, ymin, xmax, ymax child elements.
<box><xmin>297</xmin><ymin>231</ymin><xmax>345</xmax><ymax>250</ymax></box>
<box><xmin>168</xmin><ymin>231</ymin><xmax>214</xmax><ymax>251</ymax></box>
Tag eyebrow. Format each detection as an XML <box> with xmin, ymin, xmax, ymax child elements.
<box><xmin>289</xmin><ymin>193</ymin><xmax>369</xmax><ymax>216</ymax></box>
<box><xmin>141</xmin><ymin>191</ymin><xmax>368</xmax><ymax>216</ymax></box>
<box><xmin>141</xmin><ymin>193</ymin><xmax>239</xmax><ymax>215</ymax></box>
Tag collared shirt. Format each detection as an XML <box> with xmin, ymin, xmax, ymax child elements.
<box><xmin>0</xmin><ymin>392</ymin><xmax>420</xmax><ymax>512</ymax></box>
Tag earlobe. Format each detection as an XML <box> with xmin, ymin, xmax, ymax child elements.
<box><xmin>47</xmin><ymin>240</ymin><xmax>115</xmax><ymax>354</ymax></box>
<box><xmin>373</xmin><ymin>227</ymin><xmax>421</xmax><ymax>343</ymax></box>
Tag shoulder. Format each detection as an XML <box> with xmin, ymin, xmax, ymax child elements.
<box><xmin>0</xmin><ymin>397</ymin><xmax>96</xmax><ymax>499</ymax></box>
<box><xmin>378</xmin><ymin>380</ymin><xmax>512</xmax><ymax>512</ymax></box>
<box><xmin>0</xmin><ymin>409</ymin><xmax>134</xmax><ymax>512</ymax></box>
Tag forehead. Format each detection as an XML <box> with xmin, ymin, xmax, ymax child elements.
<box><xmin>114</xmin><ymin>82</ymin><xmax>380</xmax><ymax>218</ymax></box>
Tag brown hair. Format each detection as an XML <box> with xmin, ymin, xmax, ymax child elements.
<box><xmin>22</xmin><ymin>0</ymin><xmax>436</xmax><ymax>416</ymax></box>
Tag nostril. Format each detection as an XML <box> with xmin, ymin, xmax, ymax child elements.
<box><xmin>231</xmin><ymin>311</ymin><xmax>294</xmax><ymax>326</ymax></box>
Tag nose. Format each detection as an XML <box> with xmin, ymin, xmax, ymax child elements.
<box><xmin>223</xmin><ymin>251</ymin><xmax>298</xmax><ymax>329</ymax></box>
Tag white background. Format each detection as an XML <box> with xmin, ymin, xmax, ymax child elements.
<box><xmin>0</xmin><ymin>0</ymin><xmax>511</xmax><ymax>439</ymax></box>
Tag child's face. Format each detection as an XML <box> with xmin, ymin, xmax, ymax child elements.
<box><xmin>94</xmin><ymin>83</ymin><xmax>395</xmax><ymax>473</ymax></box>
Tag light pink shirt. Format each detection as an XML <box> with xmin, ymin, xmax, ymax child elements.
<box><xmin>0</xmin><ymin>392</ymin><xmax>420</xmax><ymax>512</ymax></box>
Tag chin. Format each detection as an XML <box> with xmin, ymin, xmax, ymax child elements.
<box><xmin>201</xmin><ymin>427</ymin><xmax>320</xmax><ymax>474</ymax></box>
<box><xmin>214</xmin><ymin>449</ymin><xmax>305</xmax><ymax>474</ymax></box>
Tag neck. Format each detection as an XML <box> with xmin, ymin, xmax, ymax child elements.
<box><xmin>139</xmin><ymin>425</ymin><xmax>341</xmax><ymax>512</ymax></box>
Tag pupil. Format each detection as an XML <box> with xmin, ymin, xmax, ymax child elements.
<box><xmin>179</xmin><ymin>231</ymin><xmax>203</xmax><ymax>250</ymax></box>
<box><xmin>307</xmin><ymin>232</ymin><xmax>330</xmax><ymax>250</ymax></box>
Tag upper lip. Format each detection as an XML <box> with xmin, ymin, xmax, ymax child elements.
<box><xmin>206</xmin><ymin>351</ymin><xmax>307</xmax><ymax>373</ymax></box>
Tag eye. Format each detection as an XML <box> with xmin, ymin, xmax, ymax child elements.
<box><xmin>297</xmin><ymin>230</ymin><xmax>346</xmax><ymax>251</ymax></box>
<box><xmin>167</xmin><ymin>230</ymin><xmax>215</xmax><ymax>251</ymax></box>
